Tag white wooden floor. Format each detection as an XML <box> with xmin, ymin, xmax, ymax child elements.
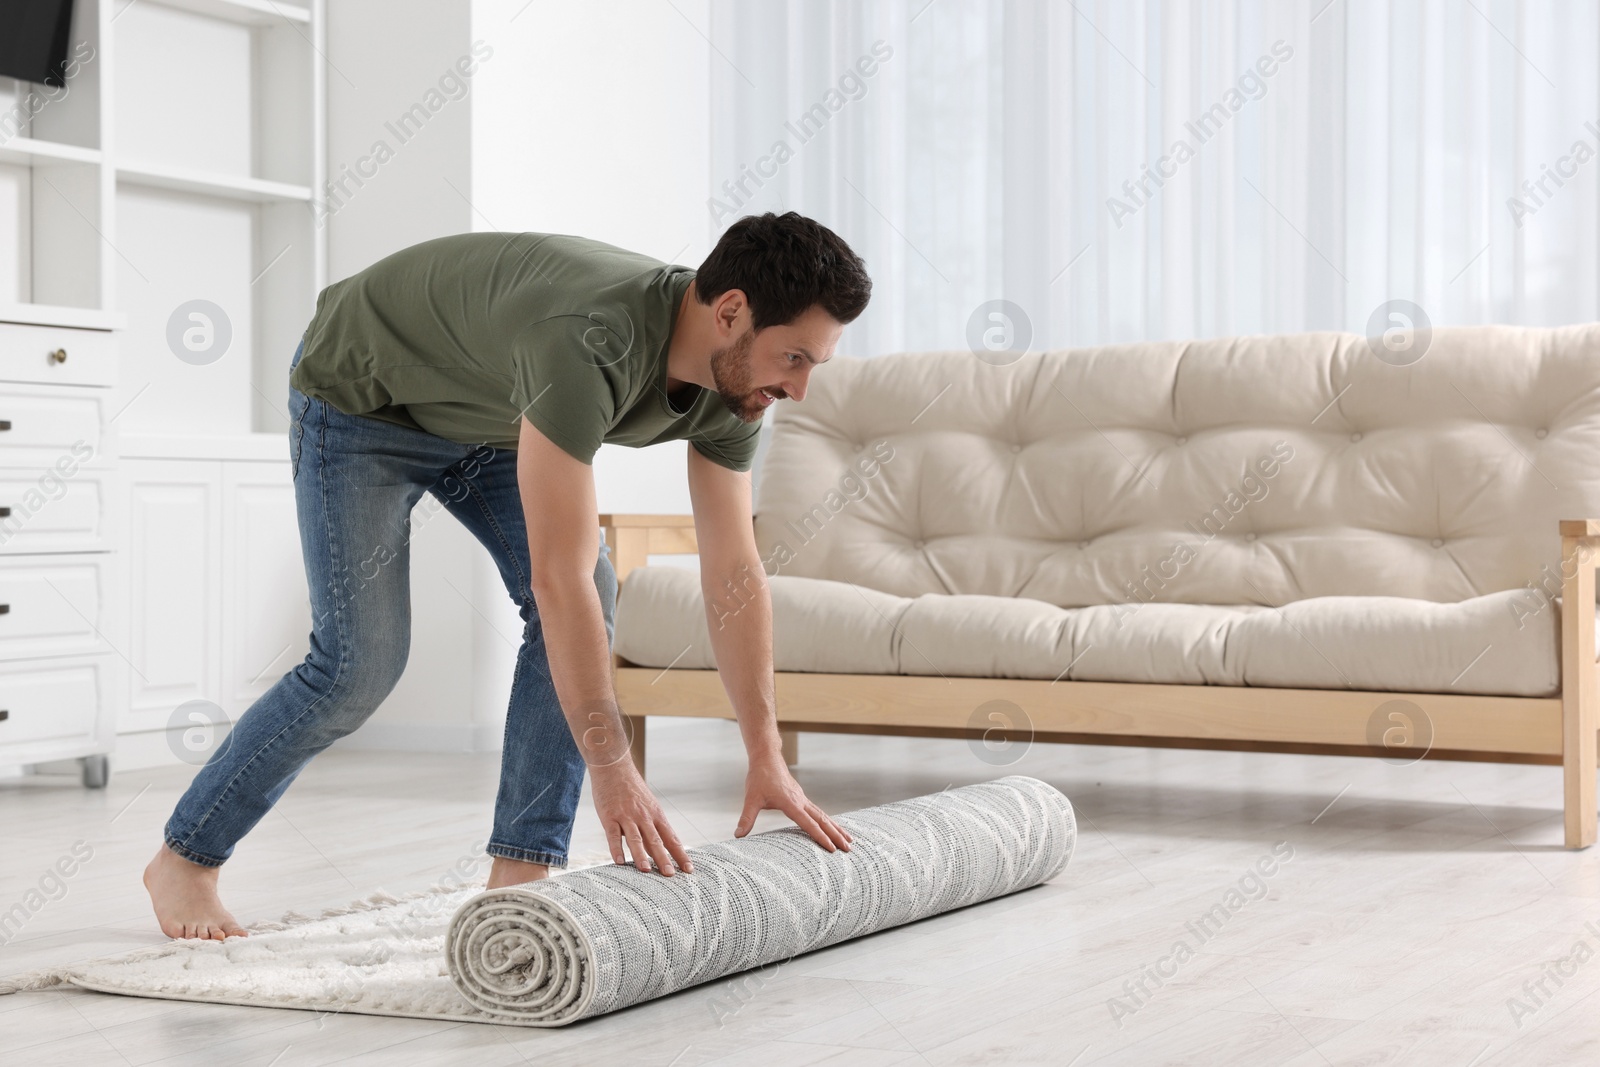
<box><xmin>3</xmin><ymin>718</ymin><xmax>1599</xmax><ymax>1066</ymax></box>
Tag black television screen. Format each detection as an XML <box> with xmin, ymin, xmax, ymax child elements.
<box><xmin>0</xmin><ymin>0</ymin><xmax>75</xmax><ymax>88</ymax></box>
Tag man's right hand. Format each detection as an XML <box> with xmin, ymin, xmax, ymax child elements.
<box><xmin>515</xmin><ymin>416</ymin><xmax>693</xmax><ymax>879</ymax></box>
<box><xmin>589</xmin><ymin>761</ymin><xmax>694</xmax><ymax>876</ymax></box>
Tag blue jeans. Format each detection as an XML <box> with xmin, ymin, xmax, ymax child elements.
<box><xmin>163</xmin><ymin>338</ymin><xmax>614</xmax><ymax>869</ymax></box>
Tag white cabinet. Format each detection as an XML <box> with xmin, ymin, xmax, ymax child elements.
<box><xmin>0</xmin><ymin>321</ymin><xmax>125</xmax><ymax>786</ymax></box>
<box><xmin>0</xmin><ymin>468</ymin><xmax>118</xmax><ymax>554</ymax></box>
<box><xmin>123</xmin><ymin>452</ymin><xmax>309</xmax><ymax>761</ymax></box>
<box><xmin>1</xmin><ymin>0</ymin><xmax>327</xmax><ymax>782</ymax></box>
<box><xmin>125</xmin><ymin>460</ymin><xmax>222</xmax><ymax>734</ymax></box>
<box><xmin>0</xmin><ymin>658</ymin><xmax>117</xmax><ymax>769</ymax></box>
<box><xmin>220</xmin><ymin>463</ymin><xmax>308</xmax><ymax>713</ymax></box>
<box><xmin>0</xmin><ymin>554</ymin><xmax>118</xmax><ymax>661</ymax></box>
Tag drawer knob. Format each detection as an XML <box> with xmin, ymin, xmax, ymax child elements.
<box><xmin>49</xmin><ymin>348</ymin><xmax>68</xmax><ymax>364</ymax></box>
<box><xmin>0</xmin><ymin>507</ymin><xmax>8</xmax><ymax>518</ymax></box>
<box><xmin>0</xmin><ymin>421</ymin><xmax>9</xmax><ymax>431</ymax></box>
<box><xmin>0</xmin><ymin>710</ymin><xmax>7</xmax><ymax>722</ymax></box>
<box><xmin>0</xmin><ymin>604</ymin><xmax>8</xmax><ymax>614</ymax></box>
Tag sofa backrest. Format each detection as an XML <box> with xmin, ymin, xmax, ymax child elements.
<box><xmin>751</xmin><ymin>324</ymin><xmax>1600</xmax><ymax>608</ymax></box>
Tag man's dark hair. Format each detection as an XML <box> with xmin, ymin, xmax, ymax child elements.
<box><xmin>695</xmin><ymin>212</ymin><xmax>871</xmax><ymax>330</ymax></box>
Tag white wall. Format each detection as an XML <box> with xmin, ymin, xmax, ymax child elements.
<box><xmin>324</xmin><ymin>0</ymin><xmax>474</xmax><ymax>280</ymax></box>
<box><xmin>324</xmin><ymin>0</ymin><xmax>715</xmax><ymax>750</ymax></box>
<box><xmin>322</xmin><ymin>0</ymin><xmax>488</xmax><ymax>751</ymax></box>
<box><xmin>459</xmin><ymin>0</ymin><xmax>715</xmax><ymax>745</ymax></box>
<box><xmin>470</xmin><ymin>0</ymin><xmax>714</xmax><ymax>519</ymax></box>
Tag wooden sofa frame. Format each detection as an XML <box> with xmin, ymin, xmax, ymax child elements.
<box><xmin>602</xmin><ymin>514</ymin><xmax>1600</xmax><ymax>850</ymax></box>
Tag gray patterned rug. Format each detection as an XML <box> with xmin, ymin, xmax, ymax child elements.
<box><xmin>1</xmin><ymin>776</ymin><xmax>1075</xmax><ymax>1027</ymax></box>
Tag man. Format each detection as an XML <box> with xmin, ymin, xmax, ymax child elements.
<box><xmin>144</xmin><ymin>212</ymin><xmax>870</xmax><ymax>940</ymax></box>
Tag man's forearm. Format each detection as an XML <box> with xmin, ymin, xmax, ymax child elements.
<box><xmin>703</xmin><ymin>557</ymin><xmax>785</xmax><ymax>764</ymax></box>
<box><xmin>529</xmin><ymin>575</ymin><xmax>633</xmax><ymax>769</ymax></box>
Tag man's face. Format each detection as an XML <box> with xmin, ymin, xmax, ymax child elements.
<box><xmin>709</xmin><ymin>304</ymin><xmax>844</xmax><ymax>423</ymax></box>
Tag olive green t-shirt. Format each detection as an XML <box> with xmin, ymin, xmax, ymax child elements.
<box><xmin>289</xmin><ymin>232</ymin><xmax>761</xmax><ymax>471</ymax></box>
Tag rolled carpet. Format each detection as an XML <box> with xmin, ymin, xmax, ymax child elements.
<box><xmin>446</xmin><ymin>774</ymin><xmax>1075</xmax><ymax>1026</ymax></box>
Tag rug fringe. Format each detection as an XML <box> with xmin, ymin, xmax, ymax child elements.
<box><xmin>244</xmin><ymin>875</ymin><xmax>519</xmax><ymax>932</ymax></box>
<box><xmin>242</xmin><ymin>853</ymin><xmax>615</xmax><ymax>934</ymax></box>
<box><xmin>0</xmin><ymin>885</ymin><xmax>480</xmax><ymax>995</ymax></box>
<box><xmin>0</xmin><ymin>970</ymin><xmax>70</xmax><ymax>996</ymax></box>
<box><xmin>246</xmin><ymin>887</ymin><xmax>421</xmax><ymax>933</ymax></box>
<box><xmin>0</xmin><ymin>855</ymin><xmax>620</xmax><ymax>996</ymax></box>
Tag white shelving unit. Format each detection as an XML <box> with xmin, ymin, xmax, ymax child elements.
<box><xmin>117</xmin><ymin>162</ymin><xmax>312</xmax><ymax>203</ymax></box>
<box><xmin>0</xmin><ymin>0</ymin><xmax>326</xmax><ymax>430</ymax></box>
<box><xmin>148</xmin><ymin>0</ymin><xmax>313</xmax><ymax>26</ymax></box>
<box><xmin>0</xmin><ymin>0</ymin><xmax>324</xmax><ymax>780</ymax></box>
<box><xmin>0</xmin><ymin>136</ymin><xmax>103</xmax><ymax>167</ymax></box>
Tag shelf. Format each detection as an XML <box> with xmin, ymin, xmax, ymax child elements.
<box><xmin>0</xmin><ymin>304</ymin><xmax>127</xmax><ymax>331</ymax></box>
<box><xmin>117</xmin><ymin>163</ymin><xmax>312</xmax><ymax>203</ymax></box>
<box><xmin>0</xmin><ymin>137</ymin><xmax>102</xmax><ymax>168</ymax></box>
<box><xmin>131</xmin><ymin>0</ymin><xmax>311</xmax><ymax>26</ymax></box>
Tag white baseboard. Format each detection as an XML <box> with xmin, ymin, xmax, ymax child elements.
<box><xmin>108</xmin><ymin>729</ymin><xmax>205</xmax><ymax>773</ymax></box>
<box><xmin>85</xmin><ymin>718</ymin><xmax>718</xmax><ymax>777</ymax></box>
<box><xmin>90</xmin><ymin>722</ymin><xmax>504</xmax><ymax>776</ymax></box>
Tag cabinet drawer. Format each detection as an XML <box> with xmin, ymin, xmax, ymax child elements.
<box><xmin>0</xmin><ymin>384</ymin><xmax>113</xmax><ymax>469</ymax></box>
<box><xmin>0</xmin><ymin>658</ymin><xmax>100</xmax><ymax>751</ymax></box>
<box><xmin>0</xmin><ymin>555</ymin><xmax>111</xmax><ymax>661</ymax></box>
<box><xmin>0</xmin><ymin>468</ymin><xmax>115</xmax><ymax>552</ymax></box>
<box><xmin>0</xmin><ymin>323</ymin><xmax>117</xmax><ymax>387</ymax></box>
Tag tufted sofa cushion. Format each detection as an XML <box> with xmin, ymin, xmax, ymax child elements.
<box><xmin>614</xmin><ymin>324</ymin><xmax>1600</xmax><ymax>698</ymax></box>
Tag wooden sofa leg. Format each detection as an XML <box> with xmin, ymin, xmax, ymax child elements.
<box><xmin>780</xmin><ymin>729</ymin><xmax>799</xmax><ymax>769</ymax></box>
<box><xmin>1564</xmin><ymin>707</ymin><xmax>1597</xmax><ymax>850</ymax></box>
<box><xmin>1563</xmin><ymin>696</ymin><xmax>1597</xmax><ymax>849</ymax></box>
<box><xmin>1561</xmin><ymin>530</ymin><xmax>1598</xmax><ymax>849</ymax></box>
<box><xmin>625</xmin><ymin>714</ymin><xmax>647</xmax><ymax>778</ymax></box>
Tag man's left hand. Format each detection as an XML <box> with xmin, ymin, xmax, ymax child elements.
<box><xmin>735</xmin><ymin>755</ymin><xmax>854</xmax><ymax>852</ymax></box>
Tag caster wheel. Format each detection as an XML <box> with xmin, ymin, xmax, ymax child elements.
<box><xmin>81</xmin><ymin>754</ymin><xmax>109</xmax><ymax>789</ymax></box>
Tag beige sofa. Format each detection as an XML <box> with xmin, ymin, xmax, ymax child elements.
<box><xmin>604</xmin><ymin>324</ymin><xmax>1600</xmax><ymax>848</ymax></box>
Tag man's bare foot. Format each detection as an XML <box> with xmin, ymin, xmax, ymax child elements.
<box><xmin>487</xmin><ymin>857</ymin><xmax>549</xmax><ymax>889</ymax></box>
<box><xmin>143</xmin><ymin>845</ymin><xmax>247</xmax><ymax>941</ymax></box>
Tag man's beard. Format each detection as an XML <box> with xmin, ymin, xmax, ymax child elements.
<box><xmin>708</xmin><ymin>328</ymin><xmax>762</xmax><ymax>421</ymax></box>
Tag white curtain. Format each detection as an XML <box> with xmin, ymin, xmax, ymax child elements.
<box><xmin>707</xmin><ymin>0</ymin><xmax>1600</xmax><ymax>357</ymax></box>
